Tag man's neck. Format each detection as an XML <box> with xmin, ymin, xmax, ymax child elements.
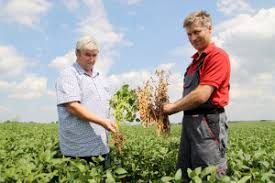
<box><xmin>197</xmin><ymin>51</ymin><xmax>202</xmax><ymax>57</ymax></box>
<box><xmin>76</xmin><ymin>62</ymin><xmax>93</xmax><ymax>76</ymax></box>
<box><xmin>197</xmin><ymin>42</ymin><xmax>212</xmax><ymax>55</ymax></box>
<box><xmin>85</xmin><ymin>68</ymin><xmax>93</xmax><ymax>76</ymax></box>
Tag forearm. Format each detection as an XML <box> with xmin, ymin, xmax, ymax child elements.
<box><xmin>170</xmin><ymin>84</ymin><xmax>215</xmax><ymax>114</ymax></box>
<box><xmin>173</xmin><ymin>90</ymin><xmax>205</xmax><ymax>113</ymax></box>
<box><xmin>66</xmin><ymin>102</ymin><xmax>106</xmax><ymax>127</ymax></box>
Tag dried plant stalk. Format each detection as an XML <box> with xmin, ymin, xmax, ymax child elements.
<box><xmin>110</xmin><ymin>132</ymin><xmax>124</xmax><ymax>153</ymax></box>
<box><xmin>154</xmin><ymin>70</ymin><xmax>170</xmax><ymax>136</ymax></box>
<box><xmin>136</xmin><ymin>81</ymin><xmax>155</xmax><ymax>128</ymax></box>
<box><xmin>136</xmin><ymin>70</ymin><xmax>170</xmax><ymax>136</ymax></box>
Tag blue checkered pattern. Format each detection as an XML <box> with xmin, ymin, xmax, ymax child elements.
<box><xmin>55</xmin><ymin>62</ymin><xmax>111</xmax><ymax>157</ymax></box>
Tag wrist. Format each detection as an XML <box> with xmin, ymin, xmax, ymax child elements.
<box><xmin>170</xmin><ymin>103</ymin><xmax>176</xmax><ymax>113</ymax></box>
<box><xmin>98</xmin><ymin>117</ymin><xmax>106</xmax><ymax>127</ymax></box>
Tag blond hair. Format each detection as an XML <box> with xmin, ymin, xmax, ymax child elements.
<box><xmin>75</xmin><ymin>36</ymin><xmax>99</xmax><ymax>54</ymax></box>
<box><xmin>183</xmin><ymin>11</ymin><xmax>211</xmax><ymax>28</ymax></box>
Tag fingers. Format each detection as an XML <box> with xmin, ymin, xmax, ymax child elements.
<box><xmin>162</xmin><ymin>103</ymin><xmax>169</xmax><ymax>114</ymax></box>
<box><xmin>105</xmin><ymin>120</ymin><xmax>117</xmax><ymax>133</ymax></box>
<box><xmin>110</xmin><ymin>122</ymin><xmax>118</xmax><ymax>133</ymax></box>
<box><xmin>162</xmin><ymin>103</ymin><xmax>175</xmax><ymax>115</ymax></box>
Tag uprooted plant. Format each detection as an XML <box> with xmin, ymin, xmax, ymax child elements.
<box><xmin>109</xmin><ymin>84</ymin><xmax>138</xmax><ymax>152</ymax></box>
<box><xmin>136</xmin><ymin>70</ymin><xmax>170</xmax><ymax>136</ymax></box>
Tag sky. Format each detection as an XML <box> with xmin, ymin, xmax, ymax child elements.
<box><xmin>0</xmin><ymin>0</ymin><xmax>275</xmax><ymax>123</ymax></box>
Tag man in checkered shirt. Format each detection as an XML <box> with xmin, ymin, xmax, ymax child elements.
<box><xmin>55</xmin><ymin>36</ymin><xmax>117</xmax><ymax>167</ymax></box>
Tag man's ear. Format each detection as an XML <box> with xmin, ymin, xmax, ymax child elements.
<box><xmin>209</xmin><ymin>25</ymin><xmax>212</xmax><ymax>33</ymax></box>
<box><xmin>76</xmin><ymin>50</ymin><xmax>80</xmax><ymax>57</ymax></box>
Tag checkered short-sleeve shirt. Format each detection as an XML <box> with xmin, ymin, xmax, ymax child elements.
<box><xmin>55</xmin><ymin>62</ymin><xmax>111</xmax><ymax>157</ymax></box>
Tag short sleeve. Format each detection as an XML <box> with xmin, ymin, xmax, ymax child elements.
<box><xmin>200</xmin><ymin>52</ymin><xmax>230</xmax><ymax>89</ymax></box>
<box><xmin>55</xmin><ymin>70</ymin><xmax>81</xmax><ymax>105</ymax></box>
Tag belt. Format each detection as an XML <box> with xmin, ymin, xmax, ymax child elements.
<box><xmin>184</xmin><ymin>108</ymin><xmax>224</xmax><ymax>115</ymax></box>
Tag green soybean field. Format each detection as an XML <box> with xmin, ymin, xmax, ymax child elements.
<box><xmin>0</xmin><ymin>121</ymin><xmax>274</xmax><ymax>183</ymax></box>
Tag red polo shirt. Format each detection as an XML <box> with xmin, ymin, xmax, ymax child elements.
<box><xmin>186</xmin><ymin>43</ymin><xmax>230</xmax><ymax>108</ymax></box>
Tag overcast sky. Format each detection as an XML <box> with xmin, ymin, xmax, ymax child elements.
<box><xmin>0</xmin><ymin>0</ymin><xmax>274</xmax><ymax>122</ymax></box>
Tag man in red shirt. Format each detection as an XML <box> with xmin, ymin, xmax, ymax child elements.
<box><xmin>163</xmin><ymin>11</ymin><xmax>230</xmax><ymax>181</ymax></box>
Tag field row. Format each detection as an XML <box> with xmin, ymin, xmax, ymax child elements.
<box><xmin>0</xmin><ymin>122</ymin><xmax>274</xmax><ymax>182</ymax></box>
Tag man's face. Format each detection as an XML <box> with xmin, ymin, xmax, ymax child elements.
<box><xmin>185</xmin><ymin>21</ymin><xmax>212</xmax><ymax>52</ymax></box>
<box><xmin>76</xmin><ymin>49</ymin><xmax>99</xmax><ymax>72</ymax></box>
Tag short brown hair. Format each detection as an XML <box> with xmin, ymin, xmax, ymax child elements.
<box><xmin>183</xmin><ymin>11</ymin><xmax>211</xmax><ymax>28</ymax></box>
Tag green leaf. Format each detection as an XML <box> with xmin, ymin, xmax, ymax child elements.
<box><xmin>174</xmin><ymin>169</ymin><xmax>182</xmax><ymax>181</ymax></box>
<box><xmin>237</xmin><ymin>175</ymin><xmax>251</xmax><ymax>183</ymax></box>
<box><xmin>106</xmin><ymin>171</ymin><xmax>116</xmax><ymax>183</ymax></box>
<box><xmin>220</xmin><ymin>176</ymin><xmax>231</xmax><ymax>183</ymax></box>
<box><xmin>187</xmin><ymin>168</ymin><xmax>193</xmax><ymax>178</ymax></box>
<box><xmin>192</xmin><ymin>176</ymin><xmax>202</xmax><ymax>183</ymax></box>
<box><xmin>77</xmin><ymin>163</ymin><xmax>86</xmax><ymax>173</ymax></box>
<box><xmin>161</xmin><ymin>176</ymin><xmax>174</xmax><ymax>182</ymax></box>
<box><xmin>253</xmin><ymin>150</ymin><xmax>265</xmax><ymax>159</ymax></box>
<box><xmin>194</xmin><ymin>167</ymin><xmax>202</xmax><ymax>176</ymax></box>
<box><xmin>114</xmin><ymin>167</ymin><xmax>127</xmax><ymax>175</ymax></box>
<box><xmin>88</xmin><ymin>179</ymin><xmax>97</xmax><ymax>183</ymax></box>
<box><xmin>201</xmin><ymin>166</ymin><xmax>216</xmax><ymax>177</ymax></box>
<box><xmin>260</xmin><ymin>161</ymin><xmax>270</xmax><ymax>168</ymax></box>
<box><xmin>109</xmin><ymin>84</ymin><xmax>138</xmax><ymax>126</ymax></box>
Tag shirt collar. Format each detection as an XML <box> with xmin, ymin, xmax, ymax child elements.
<box><xmin>73</xmin><ymin>62</ymin><xmax>99</xmax><ymax>78</ymax></box>
<box><xmin>191</xmin><ymin>42</ymin><xmax>215</xmax><ymax>60</ymax></box>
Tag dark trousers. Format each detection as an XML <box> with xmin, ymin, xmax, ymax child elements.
<box><xmin>65</xmin><ymin>153</ymin><xmax>111</xmax><ymax>170</ymax></box>
<box><xmin>177</xmin><ymin>113</ymin><xmax>228</xmax><ymax>182</ymax></box>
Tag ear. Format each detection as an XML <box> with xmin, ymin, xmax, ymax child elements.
<box><xmin>208</xmin><ymin>25</ymin><xmax>212</xmax><ymax>33</ymax></box>
<box><xmin>76</xmin><ymin>50</ymin><xmax>80</xmax><ymax>57</ymax></box>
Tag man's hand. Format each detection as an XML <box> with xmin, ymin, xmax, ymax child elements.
<box><xmin>162</xmin><ymin>85</ymin><xmax>216</xmax><ymax>113</ymax></box>
<box><xmin>66</xmin><ymin>102</ymin><xmax>118</xmax><ymax>133</ymax></box>
<box><xmin>102</xmin><ymin>119</ymin><xmax>118</xmax><ymax>133</ymax></box>
<box><xmin>162</xmin><ymin>103</ymin><xmax>177</xmax><ymax>115</ymax></box>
